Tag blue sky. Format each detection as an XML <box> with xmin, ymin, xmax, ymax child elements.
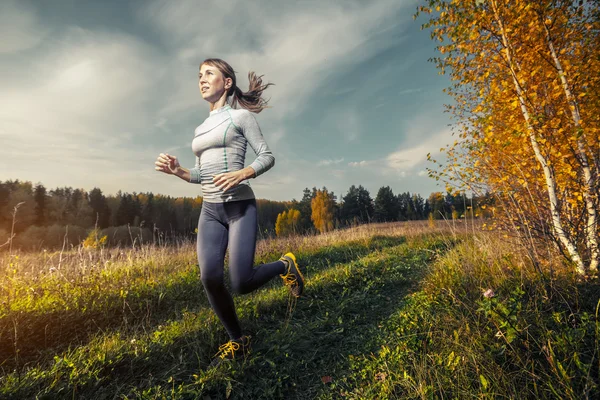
<box><xmin>0</xmin><ymin>0</ymin><xmax>453</xmax><ymax>202</ymax></box>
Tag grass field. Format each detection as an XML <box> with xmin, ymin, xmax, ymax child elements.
<box><xmin>1</xmin><ymin>221</ymin><xmax>598</xmax><ymax>399</ymax></box>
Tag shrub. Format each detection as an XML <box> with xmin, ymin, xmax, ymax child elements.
<box><xmin>13</xmin><ymin>224</ymin><xmax>87</xmax><ymax>251</ymax></box>
<box><xmin>100</xmin><ymin>225</ymin><xmax>152</xmax><ymax>247</ymax></box>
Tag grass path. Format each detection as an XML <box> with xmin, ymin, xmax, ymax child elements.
<box><xmin>0</xmin><ymin>234</ymin><xmax>450</xmax><ymax>399</ymax></box>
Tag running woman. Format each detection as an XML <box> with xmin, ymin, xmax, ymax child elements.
<box><xmin>154</xmin><ymin>58</ymin><xmax>304</xmax><ymax>367</ymax></box>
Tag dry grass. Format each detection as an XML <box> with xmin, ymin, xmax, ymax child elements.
<box><xmin>0</xmin><ymin>220</ymin><xmax>460</xmax><ymax>286</ymax></box>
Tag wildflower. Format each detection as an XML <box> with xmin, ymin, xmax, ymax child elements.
<box><xmin>483</xmin><ymin>288</ymin><xmax>495</xmax><ymax>298</ymax></box>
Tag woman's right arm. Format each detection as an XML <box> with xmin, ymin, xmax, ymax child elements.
<box><xmin>155</xmin><ymin>153</ymin><xmax>200</xmax><ymax>183</ymax></box>
<box><xmin>188</xmin><ymin>156</ymin><xmax>202</xmax><ymax>183</ymax></box>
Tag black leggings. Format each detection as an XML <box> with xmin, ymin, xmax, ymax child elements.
<box><xmin>197</xmin><ymin>198</ymin><xmax>285</xmax><ymax>339</ymax></box>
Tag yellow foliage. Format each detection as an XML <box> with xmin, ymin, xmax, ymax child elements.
<box><xmin>275</xmin><ymin>209</ymin><xmax>301</xmax><ymax>237</ymax></box>
<box><xmin>82</xmin><ymin>229</ymin><xmax>108</xmax><ymax>249</ymax></box>
<box><xmin>311</xmin><ymin>190</ymin><xmax>335</xmax><ymax>234</ymax></box>
<box><xmin>420</xmin><ymin>0</ymin><xmax>599</xmax><ymax>272</ymax></box>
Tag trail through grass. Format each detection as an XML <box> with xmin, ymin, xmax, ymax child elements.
<box><xmin>0</xmin><ymin>231</ymin><xmax>449</xmax><ymax>399</ymax></box>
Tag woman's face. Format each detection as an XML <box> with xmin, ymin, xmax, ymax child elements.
<box><xmin>198</xmin><ymin>64</ymin><xmax>232</xmax><ymax>102</ymax></box>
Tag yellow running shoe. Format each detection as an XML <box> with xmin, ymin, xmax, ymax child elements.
<box><xmin>209</xmin><ymin>335</ymin><xmax>251</xmax><ymax>367</ymax></box>
<box><xmin>279</xmin><ymin>252</ymin><xmax>305</xmax><ymax>297</ymax></box>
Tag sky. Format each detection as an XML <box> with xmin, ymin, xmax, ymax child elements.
<box><xmin>0</xmin><ymin>0</ymin><xmax>454</xmax><ymax>203</ymax></box>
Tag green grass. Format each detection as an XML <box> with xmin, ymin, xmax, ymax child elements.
<box><xmin>0</xmin><ymin>222</ymin><xmax>598</xmax><ymax>399</ymax></box>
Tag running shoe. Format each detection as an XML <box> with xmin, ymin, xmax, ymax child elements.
<box><xmin>279</xmin><ymin>252</ymin><xmax>305</xmax><ymax>297</ymax></box>
<box><xmin>209</xmin><ymin>335</ymin><xmax>251</xmax><ymax>367</ymax></box>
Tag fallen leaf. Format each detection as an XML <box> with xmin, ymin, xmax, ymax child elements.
<box><xmin>321</xmin><ymin>376</ymin><xmax>333</xmax><ymax>384</ymax></box>
<box><xmin>375</xmin><ymin>372</ymin><xmax>387</xmax><ymax>381</ymax></box>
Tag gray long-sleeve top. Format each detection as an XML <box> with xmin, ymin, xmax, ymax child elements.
<box><xmin>189</xmin><ymin>104</ymin><xmax>275</xmax><ymax>203</ymax></box>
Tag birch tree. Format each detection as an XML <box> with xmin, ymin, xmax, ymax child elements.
<box><xmin>418</xmin><ymin>0</ymin><xmax>599</xmax><ymax>274</ymax></box>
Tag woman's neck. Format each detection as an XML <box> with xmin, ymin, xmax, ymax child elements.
<box><xmin>209</xmin><ymin>93</ymin><xmax>229</xmax><ymax>112</ymax></box>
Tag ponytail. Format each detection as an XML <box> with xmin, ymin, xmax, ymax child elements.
<box><xmin>200</xmin><ymin>58</ymin><xmax>274</xmax><ymax>114</ymax></box>
<box><xmin>230</xmin><ymin>72</ymin><xmax>274</xmax><ymax>114</ymax></box>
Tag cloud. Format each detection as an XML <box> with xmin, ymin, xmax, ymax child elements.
<box><xmin>397</xmin><ymin>88</ymin><xmax>422</xmax><ymax>96</ymax></box>
<box><xmin>385</xmin><ymin>128</ymin><xmax>451</xmax><ymax>172</ymax></box>
<box><xmin>0</xmin><ymin>0</ymin><xmax>449</xmax><ymax>201</ymax></box>
<box><xmin>386</xmin><ymin>141</ymin><xmax>437</xmax><ymax>170</ymax></box>
<box><xmin>317</xmin><ymin>158</ymin><xmax>345</xmax><ymax>166</ymax></box>
<box><xmin>138</xmin><ymin>0</ymin><xmax>418</xmax><ymax>122</ymax></box>
<box><xmin>331</xmin><ymin>169</ymin><xmax>345</xmax><ymax>179</ymax></box>
<box><xmin>349</xmin><ymin>160</ymin><xmax>372</xmax><ymax>167</ymax></box>
<box><xmin>0</xmin><ymin>26</ymin><xmax>171</xmax><ymax>193</ymax></box>
<box><xmin>267</xmin><ymin>129</ymin><xmax>286</xmax><ymax>150</ymax></box>
<box><xmin>343</xmin><ymin>119</ymin><xmax>452</xmax><ymax>175</ymax></box>
<box><xmin>2</xmin><ymin>27</ymin><xmax>161</xmax><ymax>127</ymax></box>
<box><xmin>0</xmin><ymin>0</ymin><xmax>47</xmax><ymax>54</ymax></box>
<box><xmin>336</xmin><ymin>110</ymin><xmax>361</xmax><ymax>142</ymax></box>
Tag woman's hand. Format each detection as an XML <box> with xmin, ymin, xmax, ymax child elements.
<box><xmin>155</xmin><ymin>153</ymin><xmax>182</xmax><ymax>175</ymax></box>
<box><xmin>213</xmin><ymin>168</ymin><xmax>254</xmax><ymax>192</ymax></box>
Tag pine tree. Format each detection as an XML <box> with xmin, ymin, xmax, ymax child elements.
<box><xmin>33</xmin><ymin>184</ymin><xmax>47</xmax><ymax>226</ymax></box>
<box><xmin>374</xmin><ymin>186</ymin><xmax>397</xmax><ymax>222</ymax></box>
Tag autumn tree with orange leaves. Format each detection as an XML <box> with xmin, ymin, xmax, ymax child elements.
<box><xmin>418</xmin><ymin>0</ymin><xmax>599</xmax><ymax>275</ymax></box>
<box><xmin>311</xmin><ymin>189</ymin><xmax>336</xmax><ymax>234</ymax></box>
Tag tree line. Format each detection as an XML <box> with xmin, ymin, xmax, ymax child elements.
<box><xmin>0</xmin><ymin>179</ymin><xmax>492</xmax><ymax>250</ymax></box>
<box><xmin>276</xmin><ymin>185</ymin><xmax>492</xmax><ymax>236</ymax></box>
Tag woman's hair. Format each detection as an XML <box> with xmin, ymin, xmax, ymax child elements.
<box><xmin>200</xmin><ymin>58</ymin><xmax>274</xmax><ymax>113</ymax></box>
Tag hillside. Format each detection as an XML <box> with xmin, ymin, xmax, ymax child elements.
<box><xmin>0</xmin><ymin>222</ymin><xmax>598</xmax><ymax>399</ymax></box>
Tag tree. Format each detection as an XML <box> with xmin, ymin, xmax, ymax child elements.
<box><xmin>311</xmin><ymin>189</ymin><xmax>335</xmax><ymax>233</ymax></box>
<box><xmin>357</xmin><ymin>185</ymin><xmax>374</xmax><ymax>223</ymax></box>
<box><xmin>341</xmin><ymin>185</ymin><xmax>374</xmax><ymax>225</ymax></box>
<box><xmin>397</xmin><ymin>192</ymin><xmax>412</xmax><ymax>221</ymax></box>
<box><xmin>47</xmin><ymin>187</ymin><xmax>72</xmax><ymax>225</ymax></box>
<box><xmin>106</xmin><ymin>194</ymin><xmax>121</xmax><ymax>227</ymax></box>
<box><xmin>116</xmin><ymin>194</ymin><xmax>136</xmax><ymax>226</ymax></box>
<box><xmin>33</xmin><ymin>183</ymin><xmax>47</xmax><ymax>226</ymax></box>
<box><xmin>68</xmin><ymin>189</ymin><xmax>93</xmax><ymax>227</ymax></box>
<box><xmin>89</xmin><ymin>187</ymin><xmax>111</xmax><ymax>229</ymax></box>
<box><xmin>341</xmin><ymin>185</ymin><xmax>360</xmax><ymax>224</ymax></box>
<box><xmin>139</xmin><ymin>192</ymin><xmax>155</xmax><ymax>229</ymax></box>
<box><xmin>0</xmin><ymin>182</ymin><xmax>10</xmax><ymax>229</ymax></box>
<box><xmin>411</xmin><ymin>193</ymin><xmax>426</xmax><ymax>220</ymax></box>
<box><xmin>374</xmin><ymin>186</ymin><xmax>397</xmax><ymax>222</ymax></box>
<box><xmin>419</xmin><ymin>0</ymin><xmax>600</xmax><ymax>274</ymax></box>
<box><xmin>428</xmin><ymin>192</ymin><xmax>446</xmax><ymax>220</ymax></box>
<box><xmin>153</xmin><ymin>195</ymin><xmax>177</xmax><ymax>232</ymax></box>
<box><xmin>275</xmin><ymin>209</ymin><xmax>301</xmax><ymax>237</ymax></box>
<box><xmin>5</xmin><ymin>186</ymin><xmax>36</xmax><ymax>233</ymax></box>
<box><xmin>256</xmin><ymin>198</ymin><xmax>289</xmax><ymax>236</ymax></box>
<box><xmin>296</xmin><ymin>187</ymin><xmax>317</xmax><ymax>233</ymax></box>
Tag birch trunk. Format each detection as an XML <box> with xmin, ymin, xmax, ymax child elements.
<box><xmin>542</xmin><ymin>21</ymin><xmax>599</xmax><ymax>273</ymax></box>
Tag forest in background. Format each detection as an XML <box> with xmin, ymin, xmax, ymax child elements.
<box><xmin>0</xmin><ymin>179</ymin><xmax>493</xmax><ymax>251</ymax></box>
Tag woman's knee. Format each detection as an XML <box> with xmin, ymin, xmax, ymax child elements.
<box><xmin>200</xmin><ymin>273</ymin><xmax>223</xmax><ymax>292</ymax></box>
<box><xmin>230</xmin><ymin>278</ymin><xmax>252</xmax><ymax>295</ymax></box>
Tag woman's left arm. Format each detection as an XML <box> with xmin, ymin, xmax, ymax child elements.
<box><xmin>237</xmin><ymin>111</ymin><xmax>275</xmax><ymax>177</ymax></box>
<box><xmin>212</xmin><ymin>111</ymin><xmax>274</xmax><ymax>192</ymax></box>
